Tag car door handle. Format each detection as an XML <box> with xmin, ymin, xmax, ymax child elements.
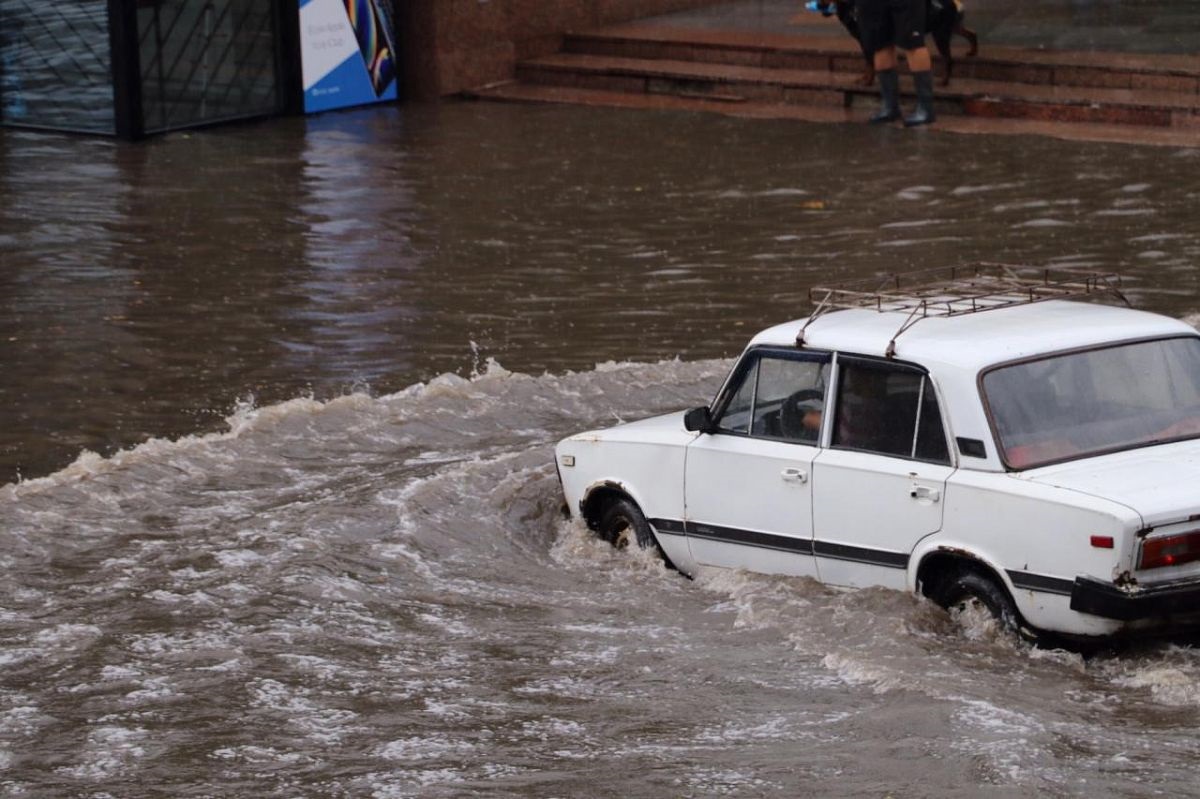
<box><xmin>781</xmin><ymin>467</ymin><xmax>808</xmax><ymax>483</ymax></box>
<box><xmin>910</xmin><ymin>485</ymin><xmax>941</xmax><ymax>502</ymax></box>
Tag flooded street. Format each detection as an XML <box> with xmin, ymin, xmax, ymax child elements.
<box><xmin>3</xmin><ymin>101</ymin><xmax>1200</xmax><ymax>796</ymax></box>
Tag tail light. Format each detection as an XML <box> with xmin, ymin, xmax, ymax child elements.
<box><xmin>1139</xmin><ymin>530</ymin><xmax>1200</xmax><ymax>570</ymax></box>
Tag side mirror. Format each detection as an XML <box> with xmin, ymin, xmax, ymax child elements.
<box><xmin>684</xmin><ymin>406</ymin><xmax>714</xmax><ymax>434</ymax></box>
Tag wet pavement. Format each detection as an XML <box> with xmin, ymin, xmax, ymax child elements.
<box><xmin>2</xmin><ymin>101</ymin><xmax>1200</xmax><ymax>795</ymax></box>
<box><xmin>646</xmin><ymin>0</ymin><xmax>1200</xmax><ymax>54</ymax></box>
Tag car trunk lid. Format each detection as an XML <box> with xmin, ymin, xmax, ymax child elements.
<box><xmin>1019</xmin><ymin>438</ymin><xmax>1200</xmax><ymax>528</ymax></box>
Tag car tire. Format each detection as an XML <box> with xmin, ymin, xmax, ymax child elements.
<box><xmin>597</xmin><ymin>497</ymin><xmax>657</xmax><ymax>551</ymax></box>
<box><xmin>936</xmin><ymin>569</ymin><xmax>1035</xmax><ymax>642</ymax></box>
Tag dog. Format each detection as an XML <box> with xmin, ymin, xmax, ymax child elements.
<box><xmin>807</xmin><ymin>0</ymin><xmax>978</xmax><ymax>87</ymax></box>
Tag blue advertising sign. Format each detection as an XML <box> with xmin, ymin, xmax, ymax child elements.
<box><xmin>299</xmin><ymin>0</ymin><xmax>398</xmax><ymax>113</ymax></box>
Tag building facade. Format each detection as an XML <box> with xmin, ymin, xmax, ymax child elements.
<box><xmin>0</xmin><ymin>0</ymin><xmax>720</xmax><ymax>137</ymax></box>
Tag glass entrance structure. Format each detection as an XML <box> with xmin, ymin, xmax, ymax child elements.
<box><xmin>0</xmin><ymin>0</ymin><xmax>116</xmax><ymax>132</ymax></box>
<box><xmin>0</xmin><ymin>0</ymin><xmax>296</xmax><ymax>137</ymax></box>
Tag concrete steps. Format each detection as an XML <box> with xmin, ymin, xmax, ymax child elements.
<box><xmin>465</xmin><ymin>23</ymin><xmax>1200</xmax><ymax>145</ymax></box>
<box><xmin>563</xmin><ymin>26</ymin><xmax>1200</xmax><ymax>94</ymax></box>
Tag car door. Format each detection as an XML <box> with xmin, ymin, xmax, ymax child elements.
<box><xmin>685</xmin><ymin>348</ymin><xmax>830</xmax><ymax>578</ymax></box>
<box><xmin>811</xmin><ymin>355</ymin><xmax>956</xmax><ymax>589</ymax></box>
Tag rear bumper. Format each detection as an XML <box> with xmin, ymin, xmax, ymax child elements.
<box><xmin>1071</xmin><ymin>575</ymin><xmax>1200</xmax><ymax>621</ymax></box>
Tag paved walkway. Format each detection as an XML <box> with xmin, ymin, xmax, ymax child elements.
<box><xmin>643</xmin><ymin>0</ymin><xmax>1200</xmax><ymax>54</ymax></box>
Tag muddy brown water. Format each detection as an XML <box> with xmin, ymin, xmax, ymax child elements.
<box><xmin>2</xmin><ymin>102</ymin><xmax>1200</xmax><ymax>796</ymax></box>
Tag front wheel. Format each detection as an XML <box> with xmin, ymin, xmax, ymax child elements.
<box><xmin>597</xmin><ymin>497</ymin><xmax>656</xmax><ymax>551</ymax></box>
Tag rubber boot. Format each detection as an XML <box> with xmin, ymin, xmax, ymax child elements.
<box><xmin>904</xmin><ymin>71</ymin><xmax>936</xmax><ymax>127</ymax></box>
<box><xmin>868</xmin><ymin>69</ymin><xmax>900</xmax><ymax>124</ymax></box>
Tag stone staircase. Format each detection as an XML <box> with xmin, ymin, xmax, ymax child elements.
<box><xmin>468</xmin><ymin>24</ymin><xmax>1200</xmax><ymax>146</ymax></box>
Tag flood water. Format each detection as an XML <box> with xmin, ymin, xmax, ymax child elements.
<box><xmin>3</xmin><ymin>101</ymin><xmax>1200</xmax><ymax>796</ymax></box>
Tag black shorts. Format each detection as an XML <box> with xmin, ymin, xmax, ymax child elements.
<box><xmin>858</xmin><ymin>0</ymin><xmax>926</xmax><ymax>53</ymax></box>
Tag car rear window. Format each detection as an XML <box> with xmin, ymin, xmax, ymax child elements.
<box><xmin>983</xmin><ymin>336</ymin><xmax>1200</xmax><ymax>469</ymax></box>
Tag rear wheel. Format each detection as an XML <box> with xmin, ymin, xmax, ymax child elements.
<box><xmin>935</xmin><ymin>569</ymin><xmax>1034</xmax><ymax>642</ymax></box>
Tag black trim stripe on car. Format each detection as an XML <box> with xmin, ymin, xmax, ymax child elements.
<box><xmin>648</xmin><ymin>518</ymin><xmax>687</xmax><ymax>536</ymax></box>
<box><xmin>812</xmin><ymin>540</ymin><xmax>908</xmax><ymax>569</ymax></box>
<box><xmin>1006</xmin><ymin>570</ymin><xmax>1075</xmax><ymax>596</ymax></box>
<box><xmin>687</xmin><ymin>522</ymin><xmax>815</xmax><ymax>556</ymax></box>
<box><xmin>651</xmin><ymin>518</ymin><xmax>910</xmax><ymax>568</ymax></box>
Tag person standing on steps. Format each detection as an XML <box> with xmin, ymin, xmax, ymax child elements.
<box><xmin>859</xmin><ymin>0</ymin><xmax>936</xmax><ymax>127</ymax></box>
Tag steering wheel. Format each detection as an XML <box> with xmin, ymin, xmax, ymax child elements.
<box><xmin>780</xmin><ymin>389</ymin><xmax>824</xmax><ymax>442</ymax></box>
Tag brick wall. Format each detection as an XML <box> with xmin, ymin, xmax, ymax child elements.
<box><xmin>397</xmin><ymin>0</ymin><xmax>724</xmax><ymax>99</ymax></box>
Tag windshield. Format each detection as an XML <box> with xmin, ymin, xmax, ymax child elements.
<box><xmin>983</xmin><ymin>336</ymin><xmax>1200</xmax><ymax>469</ymax></box>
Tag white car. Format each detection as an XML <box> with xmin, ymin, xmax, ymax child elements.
<box><xmin>556</xmin><ymin>267</ymin><xmax>1200</xmax><ymax>645</ymax></box>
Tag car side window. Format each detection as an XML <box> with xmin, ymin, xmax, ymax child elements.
<box><xmin>717</xmin><ymin>358</ymin><xmax>758</xmax><ymax>435</ymax></box>
<box><xmin>715</xmin><ymin>352</ymin><xmax>829</xmax><ymax>444</ymax></box>
<box><xmin>832</xmin><ymin>358</ymin><xmax>950</xmax><ymax>463</ymax></box>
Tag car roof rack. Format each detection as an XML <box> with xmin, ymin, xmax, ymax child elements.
<box><xmin>797</xmin><ymin>263</ymin><xmax>1129</xmax><ymax>357</ymax></box>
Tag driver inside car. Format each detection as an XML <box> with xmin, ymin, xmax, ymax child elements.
<box><xmin>781</xmin><ymin>391</ymin><xmax>825</xmax><ymax>442</ymax></box>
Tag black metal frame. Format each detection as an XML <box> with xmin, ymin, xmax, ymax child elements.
<box><xmin>107</xmin><ymin>0</ymin><xmax>142</xmax><ymax>138</ymax></box>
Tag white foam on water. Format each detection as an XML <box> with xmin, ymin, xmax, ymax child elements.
<box><xmin>512</xmin><ymin>675</ymin><xmax>603</xmax><ymax>700</ymax></box>
<box><xmin>210</xmin><ymin>745</ymin><xmax>313</xmax><ymax>765</ymax></box>
<box><xmin>248</xmin><ymin>678</ymin><xmax>362</xmax><ymax>745</ymax></box>
<box><xmin>549</xmin><ymin>517</ymin><xmax>677</xmax><ymax>585</ymax></box>
<box><xmin>896</xmin><ymin>184</ymin><xmax>935</xmax><ymax>201</ymax></box>
<box><xmin>820</xmin><ymin>651</ymin><xmax>911</xmax><ymax>695</ymax></box>
<box><xmin>877</xmin><ymin>236</ymin><xmax>965</xmax><ymax>248</ymax></box>
<box><xmin>0</xmin><ymin>391</ymin><xmax>370</xmax><ymax>497</ymax></box>
<box><xmin>520</xmin><ymin>717</ymin><xmax>586</xmax><ymax>740</ymax></box>
<box><xmin>417</xmin><ymin>610</ymin><xmax>472</xmax><ymax>637</ymax></box>
<box><xmin>1105</xmin><ymin>650</ymin><xmax>1200</xmax><ymax>707</ymax></box>
<box><xmin>11</xmin><ymin>347</ymin><xmax>686</xmax><ymax>499</ymax></box>
<box><xmin>679</xmin><ymin>767</ymin><xmax>773</xmax><ymax>795</ymax></box>
<box><xmin>127</xmin><ymin>627</ymin><xmax>240</xmax><ymax>659</ymax></box>
<box><xmin>625</xmin><ymin>248</ymin><xmax>667</xmax><ymax>260</ymax></box>
<box><xmin>993</xmin><ymin>198</ymin><xmax>1081</xmax><ymax>212</ymax></box>
<box><xmin>376</xmin><ymin>735</ymin><xmax>479</xmax><ymax>761</ymax></box>
<box><xmin>143</xmin><ymin>589</ymin><xmax>185</xmax><ymax>604</ymax></box>
<box><xmin>694</xmin><ymin>715</ymin><xmax>793</xmax><ymax>744</ymax></box>
<box><xmin>123</xmin><ymin>677</ymin><xmax>174</xmax><ymax>705</ymax></box>
<box><xmin>1012</xmin><ymin>218</ymin><xmax>1073</xmax><ymax>228</ymax></box>
<box><xmin>361</xmin><ymin>767</ymin><xmax>466</xmax><ymax>796</ymax></box>
<box><xmin>950</xmin><ymin>698</ymin><xmax>1050</xmax><ymax>782</ymax></box>
<box><xmin>420</xmin><ymin>698</ymin><xmax>472</xmax><ymax>721</ymax></box>
<box><xmin>880</xmin><ymin>219</ymin><xmax>944</xmax><ymax>229</ymax></box>
<box><xmin>32</xmin><ymin>623</ymin><xmax>102</xmax><ymax>647</ymax></box>
<box><xmin>1094</xmin><ymin>208</ymin><xmax>1157</xmax><ymax>217</ymax></box>
<box><xmin>99</xmin><ymin>665</ymin><xmax>141</xmax><ymax>681</ymax></box>
<box><xmin>0</xmin><ymin>705</ymin><xmax>43</xmax><ymax>738</ymax></box>
<box><xmin>1130</xmin><ymin>233</ymin><xmax>1188</xmax><ymax>242</ymax></box>
<box><xmin>951</xmin><ymin>182</ymin><xmax>1024</xmax><ymax>196</ymax></box>
<box><xmin>691</xmin><ymin>566</ymin><xmax>824</xmax><ymax>633</ymax></box>
<box><xmin>549</xmin><ymin>645</ymin><xmax>622</xmax><ymax>669</ymax></box>
<box><xmin>55</xmin><ymin>726</ymin><xmax>147</xmax><ymax>781</ymax></box>
<box><xmin>276</xmin><ymin>653</ymin><xmax>343</xmax><ymax>681</ymax></box>
<box><xmin>213</xmin><ymin>549</ymin><xmax>265</xmax><ymax>568</ymax></box>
